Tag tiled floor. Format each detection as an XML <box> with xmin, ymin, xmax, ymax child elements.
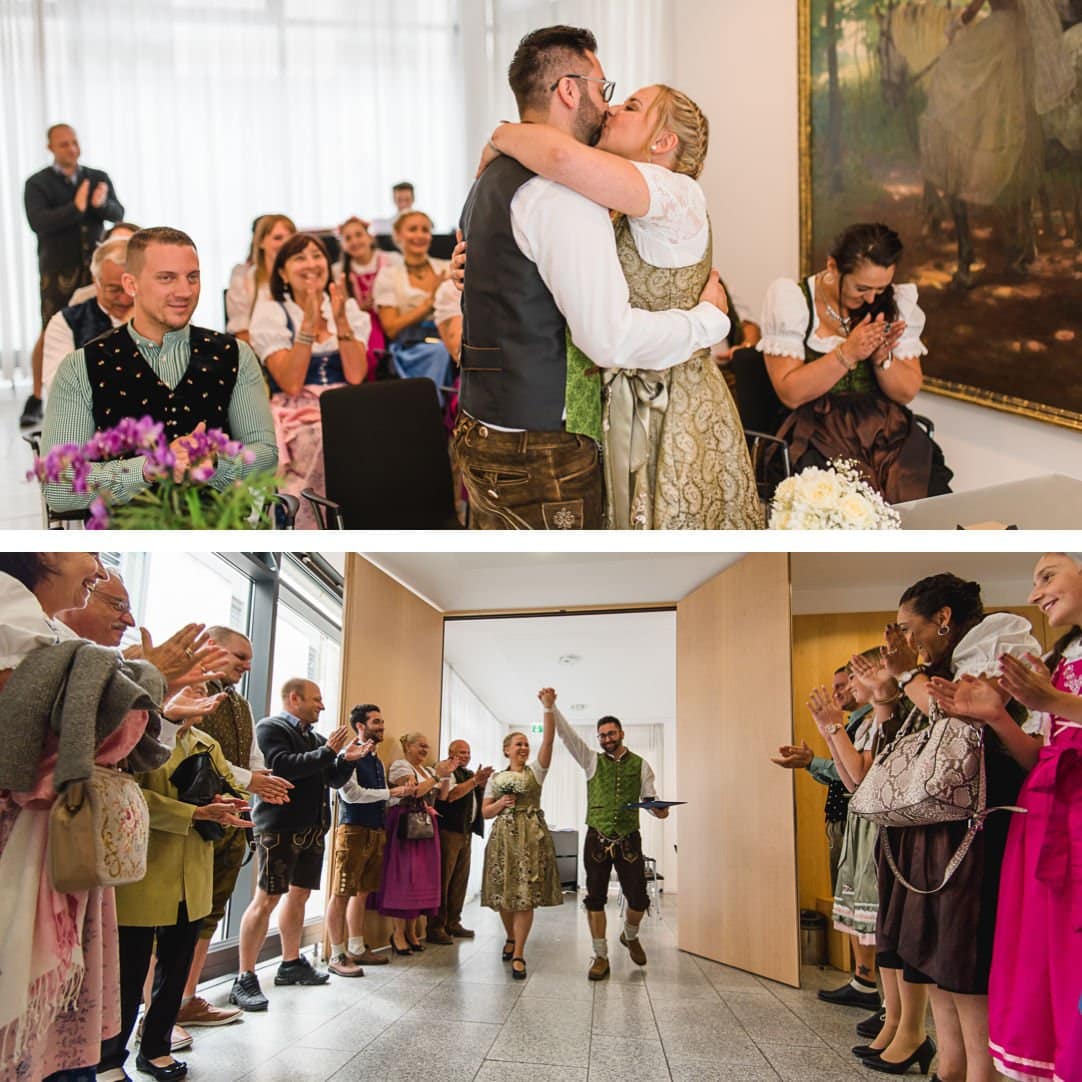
<box><xmin>1</xmin><ymin>387</ymin><xmax>47</xmax><ymax>530</ymax></box>
<box><xmin>176</xmin><ymin>895</ymin><xmax>892</xmax><ymax>1082</ymax></box>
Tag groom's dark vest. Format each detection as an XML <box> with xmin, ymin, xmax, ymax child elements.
<box><xmin>85</xmin><ymin>324</ymin><xmax>238</xmax><ymax>440</ymax></box>
<box><xmin>459</xmin><ymin>156</ymin><xmax>568</xmax><ymax>430</ymax></box>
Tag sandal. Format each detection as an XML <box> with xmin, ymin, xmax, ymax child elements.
<box><xmin>501</xmin><ymin>939</ymin><xmax>515</xmax><ymax>962</ymax></box>
<box><xmin>511</xmin><ymin>957</ymin><xmax>527</xmax><ymax>980</ymax></box>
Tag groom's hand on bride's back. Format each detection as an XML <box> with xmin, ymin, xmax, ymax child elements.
<box><xmin>699</xmin><ymin>269</ymin><xmax>729</xmax><ymax>315</ymax></box>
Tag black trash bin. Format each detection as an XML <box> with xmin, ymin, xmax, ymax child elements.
<box><xmin>800</xmin><ymin>908</ymin><xmax>827</xmax><ymax>966</ymax></box>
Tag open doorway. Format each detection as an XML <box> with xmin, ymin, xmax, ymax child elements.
<box><xmin>440</xmin><ymin>609</ymin><xmax>679</xmax><ymax>913</ymax></box>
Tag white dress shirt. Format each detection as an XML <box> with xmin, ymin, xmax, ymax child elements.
<box><xmin>42</xmin><ymin>302</ymin><xmax>125</xmax><ymax>393</ymax></box>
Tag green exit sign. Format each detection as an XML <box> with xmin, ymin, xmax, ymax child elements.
<box><xmin>531</xmin><ymin>723</ymin><xmax>544</xmax><ymax>733</ymax></box>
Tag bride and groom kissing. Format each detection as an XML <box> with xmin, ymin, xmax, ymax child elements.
<box><xmin>452</xmin><ymin>23</ymin><xmax>763</xmax><ymax>531</ymax></box>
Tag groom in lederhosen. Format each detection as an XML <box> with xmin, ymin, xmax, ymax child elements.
<box><xmin>454</xmin><ymin>24</ymin><xmax>731</xmax><ymax>530</ymax></box>
<box><xmin>544</xmin><ymin>688</ymin><xmax>668</xmax><ymax>980</ymax></box>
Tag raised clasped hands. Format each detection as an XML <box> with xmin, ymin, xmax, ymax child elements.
<box><xmin>807</xmin><ymin>685</ymin><xmax>846</xmax><ymax>735</ymax></box>
<box><xmin>341</xmin><ymin>737</ymin><xmax>375</xmax><ymax>762</ymax></box>
<box><xmin>849</xmin><ymin>651</ymin><xmax>898</xmax><ymax>699</ymax></box>
<box><xmin>881</xmin><ymin>623</ymin><xmax>919</xmax><ymax>677</ymax></box>
<box><xmin>997</xmin><ymin>652</ymin><xmax>1059</xmax><ymax>713</ymax></box>
<box><xmin>247</xmin><ymin>769</ymin><xmax>292</xmax><ymax>804</ymax></box>
<box><xmin>537</xmin><ymin>687</ymin><xmax>556</xmax><ymax>710</ymax></box>
<box><xmin>926</xmin><ymin>673</ymin><xmax>1008</xmax><ymax>728</ymax></box>
<box><xmin>845</xmin><ymin>313</ymin><xmax>889</xmax><ymax>362</ymax></box>
<box><xmin>770</xmin><ymin>741</ymin><xmax>814</xmax><ymax>769</ymax></box>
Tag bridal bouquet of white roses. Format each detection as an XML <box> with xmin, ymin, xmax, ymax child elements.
<box><xmin>491</xmin><ymin>771</ymin><xmax>528</xmax><ymax>798</ymax></box>
<box><xmin>768</xmin><ymin>460</ymin><xmax>902</xmax><ymax>530</ymax></box>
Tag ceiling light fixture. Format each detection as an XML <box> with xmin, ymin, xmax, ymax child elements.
<box><xmin>558</xmin><ymin>654</ymin><xmax>581</xmax><ymax>666</ymax></box>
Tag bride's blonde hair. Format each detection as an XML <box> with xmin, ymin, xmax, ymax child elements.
<box><xmin>647</xmin><ymin>86</ymin><xmax>709</xmax><ymax>180</ymax></box>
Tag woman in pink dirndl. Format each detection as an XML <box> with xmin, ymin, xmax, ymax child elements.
<box><xmin>986</xmin><ymin>553</ymin><xmax>1082</xmax><ymax>1082</ymax></box>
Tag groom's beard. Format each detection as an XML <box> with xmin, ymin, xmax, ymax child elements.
<box><xmin>572</xmin><ymin>97</ymin><xmax>606</xmax><ymax>147</ymax></box>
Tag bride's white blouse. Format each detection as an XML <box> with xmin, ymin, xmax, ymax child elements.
<box><xmin>626</xmin><ymin>162</ymin><xmax>709</xmax><ymax>268</ymax></box>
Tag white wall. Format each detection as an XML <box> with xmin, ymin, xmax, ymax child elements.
<box><xmin>673</xmin><ymin>0</ymin><xmax>1082</xmax><ymax>491</ymax></box>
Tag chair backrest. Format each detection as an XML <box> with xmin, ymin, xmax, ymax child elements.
<box><xmin>24</xmin><ymin>431</ymin><xmax>90</xmax><ymax>529</ymax></box>
<box><xmin>319</xmin><ymin>379</ymin><xmax>457</xmax><ymax>529</ymax></box>
<box><xmin>729</xmin><ymin>346</ymin><xmax>787</xmax><ymax>435</ymax></box>
<box><xmin>745</xmin><ymin>428</ymin><xmax>791</xmax><ymax>507</ymax></box>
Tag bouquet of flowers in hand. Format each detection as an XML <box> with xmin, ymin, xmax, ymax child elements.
<box><xmin>491</xmin><ymin>771</ymin><xmax>527</xmax><ymax>807</ymax></box>
<box><xmin>31</xmin><ymin>415</ymin><xmax>279</xmax><ymax>530</ymax></box>
<box><xmin>768</xmin><ymin>459</ymin><xmax>901</xmax><ymax>530</ymax></box>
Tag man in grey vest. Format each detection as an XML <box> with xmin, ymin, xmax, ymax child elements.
<box><xmin>454</xmin><ymin>25</ymin><xmax>731</xmax><ymax>529</ymax></box>
<box><xmin>545</xmin><ymin>688</ymin><xmax>668</xmax><ymax>980</ymax></box>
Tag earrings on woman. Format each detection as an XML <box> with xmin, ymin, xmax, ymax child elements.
<box><xmin>937</xmin><ymin>624</ymin><xmax>951</xmax><ymax>637</ymax></box>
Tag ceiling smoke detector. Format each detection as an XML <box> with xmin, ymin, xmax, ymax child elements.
<box><xmin>558</xmin><ymin>654</ymin><xmax>581</xmax><ymax>666</ymax></box>
<box><xmin>570</xmin><ymin>704</ymin><xmax>588</xmax><ymax>712</ymax></box>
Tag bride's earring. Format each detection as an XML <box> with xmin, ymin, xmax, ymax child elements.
<box><xmin>937</xmin><ymin>623</ymin><xmax>951</xmax><ymax>637</ymax></box>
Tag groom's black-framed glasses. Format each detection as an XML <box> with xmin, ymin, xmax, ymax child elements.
<box><xmin>549</xmin><ymin>73</ymin><xmax>616</xmax><ymax>103</ymax></box>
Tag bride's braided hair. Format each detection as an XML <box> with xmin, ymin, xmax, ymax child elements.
<box><xmin>648</xmin><ymin>85</ymin><xmax>709</xmax><ymax>179</ymax></box>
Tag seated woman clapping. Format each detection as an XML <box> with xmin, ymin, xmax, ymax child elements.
<box><xmin>249</xmin><ymin>232</ymin><xmax>370</xmax><ymax>529</ymax></box>
<box><xmin>373</xmin><ymin>210</ymin><xmax>455</xmax><ymax>402</ymax></box>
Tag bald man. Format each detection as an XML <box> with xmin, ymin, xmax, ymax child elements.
<box><xmin>429</xmin><ymin>740</ymin><xmax>493</xmax><ymax>943</ymax></box>
<box><xmin>229</xmin><ymin>679</ymin><xmax>367</xmax><ymax>1011</ymax></box>
<box><xmin>56</xmin><ymin>568</ymin><xmax>135</xmax><ymax>646</ymax></box>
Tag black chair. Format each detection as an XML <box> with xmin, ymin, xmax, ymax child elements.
<box><xmin>310</xmin><ymin>378</ymin><xmax>461</xmax><ymax>529</ymax></box>
<box><xmin>745</xmin><ymin>429</ymin><xmax>791</xmax><ymax>507</ymax></box>
<box><xmin>23</xmin><ymin>430</ymin><xmax>90</xmax><ymax>530</ymax></box>
<box><xmin>728</xmin><ymin>346</ymin><xmax>787</xmax><ymax>435</ymax></box>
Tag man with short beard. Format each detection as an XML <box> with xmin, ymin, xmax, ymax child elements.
<box><xmin>324</xmin><ymin>704</ymin><xmax>415</xmax><ymax>975</ymax></box>
<box><xmin>454</xmin><ymin>24</ymin><xmax>731</xmax><ymax>530</ymax></box>
<box><xmin>176</xmin><ymin>627</ymin><xmax>293</xmax><ymax>1028</ymax></box>
<box><xmin>56</xmin><ymin>568</ymin><xmax>135</xmax><ymax>646</ymax></box>
<box><xmin>40</xmin><ymin>225</ymin><xmax>277</xmax><ymax>515</ymax></box>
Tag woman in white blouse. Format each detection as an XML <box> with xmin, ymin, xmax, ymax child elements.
<box><xmin>758</xmin><ymin>223</ymin><xmax>952</xmax><ymax>503</ymax></box>
<box><xmin>225</xmin><ymin>214</ymin><xmax>296</xmax><ymax>342</ymax></box>
<box><xmin>482</xmin><ymin>85</ymin><xmax>762</xmax><ymax>529</ymax></box>
<box><xmin>249</xmin><ymin>232</ymin><xmax>370</xmax><ymax>529</ymax></box>
<box><xmin>372</xmin><ymin>211</ymin><xmax>456</xmax><ymax>403</ymax></box>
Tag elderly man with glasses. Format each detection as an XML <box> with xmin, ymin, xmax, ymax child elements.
<box><xmin>56</xmin><ymin>567</ymin><xmax>136</xmax><ymax>646</ymax></box>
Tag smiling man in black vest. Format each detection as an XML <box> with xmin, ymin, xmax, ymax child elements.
<box><xmin>40</xmin><ymin>226</ymin><xmax>277</xmax><ymax>514</ymax></box>
<box><xmin>453</xmin><ymin>25</ymin><xmax>731</xmax><ymax>530</ymax></box>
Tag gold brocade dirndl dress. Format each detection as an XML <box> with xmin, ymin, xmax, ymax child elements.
<box><xmin>602</xmin><ymin>218</ymin><xmax>762</xmax><ymax>530</ymax></box>
<box><xmin>481</xmin><ymin>766</ymin><xmax>563</xmax><ymax>912</ymax></box>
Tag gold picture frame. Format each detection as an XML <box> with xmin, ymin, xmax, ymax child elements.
<box><xmin>798</xmin><ymin>0</ymin><xmax>1082</xmax><ymax>432</ymax></box>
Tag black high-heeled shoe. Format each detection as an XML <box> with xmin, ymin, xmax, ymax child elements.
<box><xmin>501</xmin><ymin>939</ymin><xmax>514</xmax><ymax>962</ymax></box>
<box><xmin>407</xmin><ymin>940</ymin><xmax>425</xmax><ymax>953</ymax></box>
<box><xmin>862</xmin><ymin>1036</ymin><xmax>936</xmax><ymax>1075</ymax></box>
<box><xmin>390</xmin><ymin>935</ymin><xmax>412</xmax><ymax>956</ymax></box>
<box><xmin>511</xmin><ymin>957</ymin><xmax>526</xmax><ymax>980</ymax></box>
<box><xmin>852</xmin><ymin>1044</ymin><xmax>887</xmax><ymax>1059</ymax></box>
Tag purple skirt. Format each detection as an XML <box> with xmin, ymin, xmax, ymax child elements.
<box><xmin>371</xmin><ymin>804</ymin><xmax>442</xmax><ymax>918</ymax></box>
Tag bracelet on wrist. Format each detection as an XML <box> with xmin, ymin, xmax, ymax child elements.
<box><xmin>873</xmin><ymin>693</ymin><xmax>901</xmax><ymax>705</ymax></box>
<box><xmin>337</xmin><ymin>331</ymin><xmax>355</xmax><ymax>342</ymax></box>
<box><xmin>296</xmin><ymin>330</ymin><xmax>315</xmax><ymax>346</ymax></box>
<box><xmin>835</xmin><ymin>343</ymin><xmax>856</xmax><ymax>372</ymax></box>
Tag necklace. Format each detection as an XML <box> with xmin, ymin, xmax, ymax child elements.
<box><xmin>819</xmin><ymin>272</ymin><xmax>851</xmax><ymax>335</ymax></box>
<box><xmin>406</xmin><ymin>260</ymin><xmax>430</xmax><ymax>276</ymax></box>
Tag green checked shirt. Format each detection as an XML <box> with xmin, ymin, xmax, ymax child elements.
<box><xmin>40</xmin><ymin>322</ymin><xmax>277</xmax><ymax>511</ymax></box>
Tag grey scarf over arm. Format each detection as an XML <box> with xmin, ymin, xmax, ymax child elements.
<box><xmin>0</xmin><ymin>639</ymin><xmax>169</xmax><ymax>792</ymax></box>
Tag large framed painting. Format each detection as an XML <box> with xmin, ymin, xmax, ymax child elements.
<box><xmin>799</xmin><ymin>0</ymin><xmax>1082</xmax><ymax>430</ymax></box>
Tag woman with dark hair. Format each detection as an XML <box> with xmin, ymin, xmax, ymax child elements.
<box><xmin>759</xmin><ymin>222</ymin><xmax>952</xmax><ymax>503</ymax></box>
<box><xmin>926</xmin><ymin>554</ymin><xmax>1082</xmax><ymax>1082</ymax></box>
<box><xmin>872</xmin><ymin>573</ymin><xmax>1041</xmax><ymax>1080</ymax></box>
<box><xmin>249</xmin><ymin>232</ymin><xmax>370</xmax><ymax>528</ymax></box>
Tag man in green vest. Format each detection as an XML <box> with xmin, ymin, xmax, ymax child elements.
<box><xmin>544</xmin><ymin>688</ymin><xmax>668</xmax><ymax>981</ymax></box>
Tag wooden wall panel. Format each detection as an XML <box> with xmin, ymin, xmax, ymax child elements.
<box><xmin>676</xmin><ymin>552</ymin><xmax>800</xmax><ymax>987</ymax></box>
<box><xmin>328</xmin><ymin>554</ymin><xmax>445</xmax><ymax>947</ymax></box>
<box><xmin>790</xmin><ymin>604</ymin><xmax>1053</xmax><ymax>965</ymax></box>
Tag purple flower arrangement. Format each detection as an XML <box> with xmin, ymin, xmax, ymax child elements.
<box><xmin>31</xmin><ymin>416</ymin><xmax>276</xmax><ymax>530</ymax></box>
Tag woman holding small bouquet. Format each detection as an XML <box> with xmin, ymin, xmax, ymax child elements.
<box><xmin>481</xmin><ymin>694</ymin><xmax>562</xmax><ymax>979</ymax></box>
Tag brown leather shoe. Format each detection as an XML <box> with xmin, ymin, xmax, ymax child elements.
<box><xmin>426</xmin><ymin>929</ymin><xmax>454</xmax><ymax>945</ymax></box>
<box><xmin>588</xmin><ymin>956</ymin><xmax>610</xmax><ymax>981</ymax></box>
<box><xmin>620</xmin><ymin>932</ymin><xmax>647</xmax><ymax>966</ymax></box>
<box><xmin>447</xmin><ymin>925</ymin><xmax>475</xmax><ymax>938</ymax></box>
<box><xmin>348</xmin><ymin>948</ymin><xmax>389</xmax><ymax>966</ymax></box>
<box><xmin>175</xmin><ymin>996</ymin><xmax>241</xmax><ymax>1027</ymax></box>
<box><xmin>328</xmin><ymin>954</ymin><xmax>364</xmax><ymax>978</ymax></box>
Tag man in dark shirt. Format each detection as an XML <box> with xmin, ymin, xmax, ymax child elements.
<box><xmin>228</xmin><ymin>679</ymin><xmax>365</xmax><ymax>1011</ymax></box>
<box><xmin>22</xmin><ymin>123</ymin><xmax>124</xmax><ymax>426</ymax></box>
<box><xmin>428</xmin><ymin>740</ymin><xmax>492</xmax><ymax>944</ymax></box>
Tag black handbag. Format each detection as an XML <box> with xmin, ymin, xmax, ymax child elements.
<box><xmin>170</xmin><ymin>751</ymin><xmax>245</xmax><ymax>843</ymax></box>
